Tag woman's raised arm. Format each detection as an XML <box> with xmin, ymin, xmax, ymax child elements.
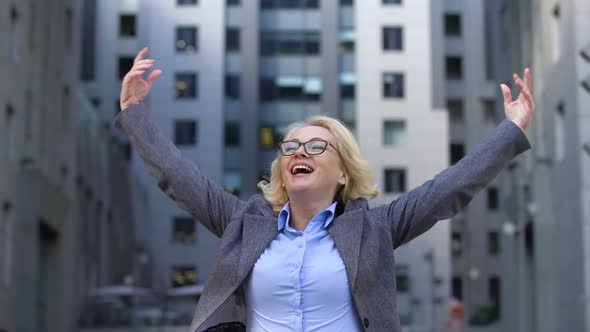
<box><xmin>114</xmin><ymin>48</ymin><xmax>246</xmax><ymax>237</ymax></box>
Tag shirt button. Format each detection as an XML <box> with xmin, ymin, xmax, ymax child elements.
<box><xmin>295</xmin><ymin>263</ymin><xmax>299</xmax><ymax>268</ymax></box>
<box><xmin>363</xmin><ymin>317</ymin><xmax>370</xmax><ymax>328</ymax></box>
<box><xmin>298</xmin><ymin>243</ymin><xmax>303</xmax><ymax>248</ymax></box>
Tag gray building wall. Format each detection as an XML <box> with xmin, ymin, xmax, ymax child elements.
<box><xmin>444</xmin><ymin>0</ymin><xmax>509</xmax><ymax>318</ymax></box>
<box><xmin>356</xmin><ymin>1</ymin><xmax>450</xmax><ymax>329</ymax></box>
<box><xmin>500</xmin><ymin>0</ymin><xmax>590</xmax><ymax>331</ymax></box>
<box><xmin>0</xmin><ymin>0</ymin><xmax>82</xmax><ymax>331</ymax></box>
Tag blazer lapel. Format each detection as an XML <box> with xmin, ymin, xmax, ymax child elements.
<box><xmin>238</xmin><ymin>214</ymin><xmax>279</xmax><ymax>280</ymax></box>
<box><xmin>328</xmin><ymin>208</ymin><xmax>364</xmax><ymax>289</ymax></box>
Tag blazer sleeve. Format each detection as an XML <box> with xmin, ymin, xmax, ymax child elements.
<box><xmin>369</xmin><ymin>119</ymin><xmax>531</xmax><ymax>249</ymax></box>
<box><xmin>113</xmin><ymin>103</ymin><xmax>246</xmax><ymax>238</ymax></box>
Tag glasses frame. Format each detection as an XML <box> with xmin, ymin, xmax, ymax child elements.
<box><xmin>278</xmin><ymin>138</ymin><xmax>339</xmax><ymax>156</ymax></box>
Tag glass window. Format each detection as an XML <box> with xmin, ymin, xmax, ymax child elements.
<box><xmin>176</xmin><ymin>26</ymin><xmax>198</xmax><ymax>53</ymax></box>
<box><xmin>383</xmin><ymin>73</ymin><xmax>404</xmax><ymax>98</ymax></box>
<box><xmin>339</xmin><ymin>28</ymin><xmax>355</xmax><ymax>53</ymax></box>
<box><xmin>278</xmin><ymin>31</ymin><xmax>304</xmax><ymax>54</ymax></box>
<box><xmin>489</xmin><ymin>276</ymin><xmax>501</xmax><ymax>306</ymax></box>
<box><xmin>65</xmin><ymin>8</ymin><xmax>73</xmax><ymax>50</ymax></box>
<box><xmin>382</xmin><ymin>26</ymin><xmax>403</xmax><ymax>51</ymax></box>
<box><xmin>452</xmin><ymin>277</ymin><xmax>462</xmax><ymax>300</ymax></box>
<box><xmin>227</xmin><ymin>0</ymin><xmax>240</xmax><ymax>5</ymax></box>
<box><xmin>177</xmin><ymin>0</ymin><xmax>198</xmax><ymax>5</ymax></box>
<box><xmin>225</xmin><ymin>74</ymin><xmax>240</xmax><ymax>99</ymax></box>
<box><xmin>119</xmin><ymin>14</ymin><xmax>136</xmax><ymax>37</ymax></box>
<box><xmin>260</xmin><ymin>127</ymin><xmax>275</xmax><ymax>149</ymax></box>
<box><xmin>224</xmin><ymin>172</ymin><xmax>241</xmax><ymax>196</ymax></box>
<box><xmin>261</xmin><ymin>0</ymin><xmax>275</xmax><ymax>9</ymax></box>
<box><xmin>487</xmin><ymin>187</ymin><xmax>498</xmax><ymax>210</ymax></box>
<box><xmin>450</xmin><ymin>143</ymin><xmax>464</xmax><ymax>164</ymax></box>
<box><xmin>445</xmin><ymin>14</ymin><xmax>461</xmax><ymax>36</ymax></box>
<box><xmin>174</xmin><ymin>120</ymin><xmax>197</xmax><ymax>145</ymax></box>
<box><xmin>446</xmin><ymin>56</ymin><xmax>463</xmax><ymax>79</ymax></box>
<box><xmin>383</xmin><ymin>0</ymin><xmax>402</xmax><ymax>4</ymax></box>
<box><xmin>260</xmin><ymin>78</ymin><xmax>276</xmax><ymax>101</ymax></box>
<box><xmin>171</xmin><ymin>266</ymin><xmax>198</xmax><ymax>288</ymax></box>
<box><xmin>488</xmin><ymin>231</ymin><xmax>500</xmax><ymax>256</ymax></box>
<box><xmin>451</xmin><ymin>231</ymin><xmax>462</xmax><ymax>257</ymax></box>
<box><xmin>175</xmin><ymin>73</ymin><xmax>198</xmax><ymax>99</ymax></box>
<box><xmin>395</xmin><ymin>265</ymin><xmax>410</xmax><ymax>292</ymax></box>
<box><xmin>118</xmin><ymin>57</ymin><xmax>134</xmax><ymax>80</ymax></box>
<box><xmin>225</xmin><ymin>122</ymin><xmax>240</xmax><ymax>146</ymax></box>
<box><xmin>172</xmin><ymin>217</ymin><xmax>196</xmax><ymax>244</ymax></box>
<box><xmin>384</xmin><ymin>168</ymin><xmax>406</xmax><ymax>193</ymax></box>
<box><xmin>340</xmin><ymin>0</ymin><xmax>353</xmax><ymax>5</ymax></box>
<box><xmin>305</xmin><ymin>0</ymin><xmax>319</xmax><ymax>8</ymax></box>
<box><xmin>447</xmin><ymin>99</ymin><xmax>464</xmax><ymax>123</ymax></box>
<box><xmin>226</xmin><ymin>28</ymin><xmax>240</xmax><ymax>51</ymax></box>
<box><xmin>305</xmin><ymin>31</ymin><xmax>320</xmax><ymax>54</ymax></box>
<box><xmin>383</xmin><ymin>121</ymin><xmax>406</xmax><ymax>146</ymax></box>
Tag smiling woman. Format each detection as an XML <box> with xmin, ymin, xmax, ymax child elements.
<box><xmin>115</xmin><ymin>47</ymin><xmax>535</xmax><ymax>332</ymax></box>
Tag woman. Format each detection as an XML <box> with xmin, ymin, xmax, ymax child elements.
<box><xmin>115</xmin><ymin>48</ymin><xmax>535</xmax><ymax>331</ymax></box>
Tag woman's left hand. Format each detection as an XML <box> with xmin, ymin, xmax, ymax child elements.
<box><xmin>501</xmin><ymin>68</ymin><xmax>535</xmax><ymax>132</ymax></box>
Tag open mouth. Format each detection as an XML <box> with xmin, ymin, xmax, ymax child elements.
<box><xmin>291</xmin><ymin>164</ymin><xmax>314</xmax><ymax>176</ymax></box>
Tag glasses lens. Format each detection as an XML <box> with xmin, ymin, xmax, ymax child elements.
<box><xmin>281</xmin><ymin>141</ymin><xmax>300</xmax><ymax>155</ymax></box>
<box><xmin>306</xmin><ymin>140</ymin><xmax>327</xmax><ymax>154</ymax></box>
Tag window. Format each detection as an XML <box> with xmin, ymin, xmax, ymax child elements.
<box><xmin>174</xmin><ymin>120</ymin><xmax>197</xmax><ymax>145</ymax></box>
<box><xmin>384</xmin><ymin>168</ymin><xmax>406</xmax><ymax>193</ymax></box>
<box><xmin>259</xmin><ymin>76</ymin><xmax>322</xmax><ymax>102</ymax></box>
<box><xmin>176</xmin><ymin>27</ymin><xmax>198</xmax><ymax>53</ymax></box>
<box><xmin>382</xmin><ymin>26</ymin><xmax>403</xmax><ymax>51</ymax></box>
<box><xmin>489</xmin><ymin>276</ymin><xmax>501</xmax><ymax>306</ymax></box>
<box><xmin>261</xmin><ymin>0</ymin><xmax>274</xmax><ymax>9</ymax></box>
<box><xmin>120</xmin><ymin>15</ymin><xmax>136</xmax><ymax>37</ymax></box>
<box><xmin>452</xmin><ymin>277</ymin><xmax>462</xmax><ymax>300</ymax></box>
<box><xmin>1</xmin><ymin>202</ymin><xmax>13</xmax><ymax>286</ymax></box>
<box><xmin>173</xmin><ymin>217</ymin><xmax>196</xmax><ymax>244</ymax></box>
<box><xmin>340</xmin><ymin>83</ymin><xmax>355</xmax><ymax>99</ymax></box>
<box><xmin>447</xmin><ymin>99</ymin><xmax>464</xmax><ymax>123</ymax></box>
<box><xmin>339</xmin><ymin>28</ymin><xmax>355</xmax><ymax>53</ymax></box>
<box><xmin>118</xmin><ymin>57</ymin><xmax>134</xmax><ymax>80</ymax></box>
<box><xmin>451</xmin><ymin>231</ymin><xmax>462</xmax><ymax>257</ymax></box>
<box><xmin>383</xmin><ymin>0</ymin><xmax>402</xmax><ymax>4</ymax></box>
<box><xmin>226</xmin><ymin>28</ymin><xmax>240</xmax><ymax>51</ymax></box>
<box><xmin>482</xmin><ymin>99</ymin><xmax>496</xmax><ymax>124</ymax></box>
<box><xmin>225</xmin><ymin>75</ymin><xmax>240</xmax><ymax>99</ymax></box>
<box><xmin>227</xmin><ymin>0</ymin><xmax>240</xmax><ymax>5</ymax></box>
<box><xmin>225</xmin><ymin>122</ymin><xmax>240</xmax><ymax>146</ymax></box>
<box><xmin>450</xmin><ymin>143</ymin><xmax>464</xmax><ymax>164</ymax></box>
<box><xmin>383</xmin><ymin>121</ymin><xmax>406</xmax><ymax>146</ymax></box>
<box><xmin>177</xmin><ymin>0</ymin><xmax>198</xmax><ymax>4</ymax></box>
<box><xmin>171</xmin><ymin>266</ymin><xmax>198</xmax><ymax>287</ymax></box>
<box><xmin>340</xmin><ymin>0</ymin><xmax>353</xmax><ymax>5</ymax></box>
<box><xmin>10</xmin><ymin>6</ymin><xmax>19</xmax><ymax>63</ymax></box>
<box><xmin>5</xmin><ymin>104</ymin><xmax>15</xmax><ymax>161</ymax></box>
<box><xmin>224</xmin><ymin>172</ymin><xmax>241</xmax><ymax>196</ymax></box>
<box><xmin>445</xmin><ymin>14</ymin><xmax>461</xmax><ymax>36</ymax></box>
<box><xmin>487</xmin><ymin>187</ymin><xmax>498</xmax><ymax>210</ymax></box>
<box><xmin>261</xmin><ymin>31</ymin><xmax>320</xmax><ymax>56</ymax></box>
<box><xmin>175</xmin><ymin>73</ymin><xmax>198</xmax><ymax>99</ymax></box>
<box><xmin>488</xmin><ymin>231</ymin><xmax>500</xmax><ymax>256</ymax></box>
<box><xmin>395</xmin><ymin>265</ymin><xmax>410</xmax><ymax>292</ymax></box>
<box><xmin>446</xmin><ymin>56</ymin><xmax>463</xmax><ymax>79</ymax></box>
<box><xmin>383</xmin><ymin>73</ymin><xmax>404</xmax><ymax>98</ymax></box>
<box><xmin>305</xmin><ymin>0</ymin><xmax>319</xmax><ymax>8</ymax></box>
<box><xmin>65</xmin><ymin>8</ymin><xmax>73</xmax><ymax>51</ymax></box>
<box><xmin>260</xmin><ymin>127</ymin><xmax>275</xmax><ymax>149</ymax></box>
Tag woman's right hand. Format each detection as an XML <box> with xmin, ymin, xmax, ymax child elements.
<box><xmin>120</xmin><ymin>47</ymin><xmax>162</xmax><ymax>111</ymax></box>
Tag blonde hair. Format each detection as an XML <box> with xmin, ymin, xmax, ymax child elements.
<box><xmin>258</xmin><ymin>116</ymin><xmax>379</xmax><ymax>215</ymax></box>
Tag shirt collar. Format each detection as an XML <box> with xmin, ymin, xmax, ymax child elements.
<box><xmin>278</xmin><ymin>201</ymin><xmax>338</xmax><ymax>231</ymax></box>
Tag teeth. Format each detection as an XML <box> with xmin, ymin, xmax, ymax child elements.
<box><xmin>292</xmin><ymin>165</ymin><xmax>313</xmax><ymax>174</ymax></box>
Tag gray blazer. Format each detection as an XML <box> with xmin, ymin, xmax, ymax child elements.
<box><xmin>114</xmin><ymin>104</ymin><xmax>531</xmax><ymax>332</ymax></box>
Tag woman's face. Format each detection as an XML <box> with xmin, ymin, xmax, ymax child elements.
<box><xmin>280</xmin><ymin>126</ymin><xmax>346</xmax><ymax>201</ymax></box>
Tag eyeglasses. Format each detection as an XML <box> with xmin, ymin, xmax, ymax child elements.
<box><xmin>278</xmin><ymin>139</ymin><xmax>338</xmax><ymax>156</ymax></box>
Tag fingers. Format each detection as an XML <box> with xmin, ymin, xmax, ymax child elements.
<box><xmin>500</xmin><ymin>84</ymin><xmax>512</xmax><ymax>108</ymax></box>
<box><xmin>134</xmin><ymin>47</ymin><xmax>148</xmax><ymax>65</ymax></box>
<box><xmin>524</xmin><ymin>67</ymin><xmax>531</xmax><ymax>90</ymax></box>
<box><xmin>147</xmin><ymin>69</ymin><xmax>163</xmax><ymax>86</ymax></box>
<box><xmin>131</xmin><ymin>61</ymin><xmax>155</xmax><ymax>72</ymax></box>
<box><xmin>123</xmin><ymin>70</ymin><xmax>146</xmax><ymax>83</ymax></box>
<box><xmin>513</xmin><ymin>73</ymin><xmax>535</xmax><ymax>110</ymax></box>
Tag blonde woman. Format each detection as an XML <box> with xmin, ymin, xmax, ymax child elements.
<box><xmin>116</xmin><ymin>48</ymin><xmax>535</xmax><ymax>332</ymax></box>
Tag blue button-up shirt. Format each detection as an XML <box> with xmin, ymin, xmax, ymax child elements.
<box><xmin>244</xmin><ymin>202</ymin><xmax>363</xmax><ymax>332</ymax></box>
